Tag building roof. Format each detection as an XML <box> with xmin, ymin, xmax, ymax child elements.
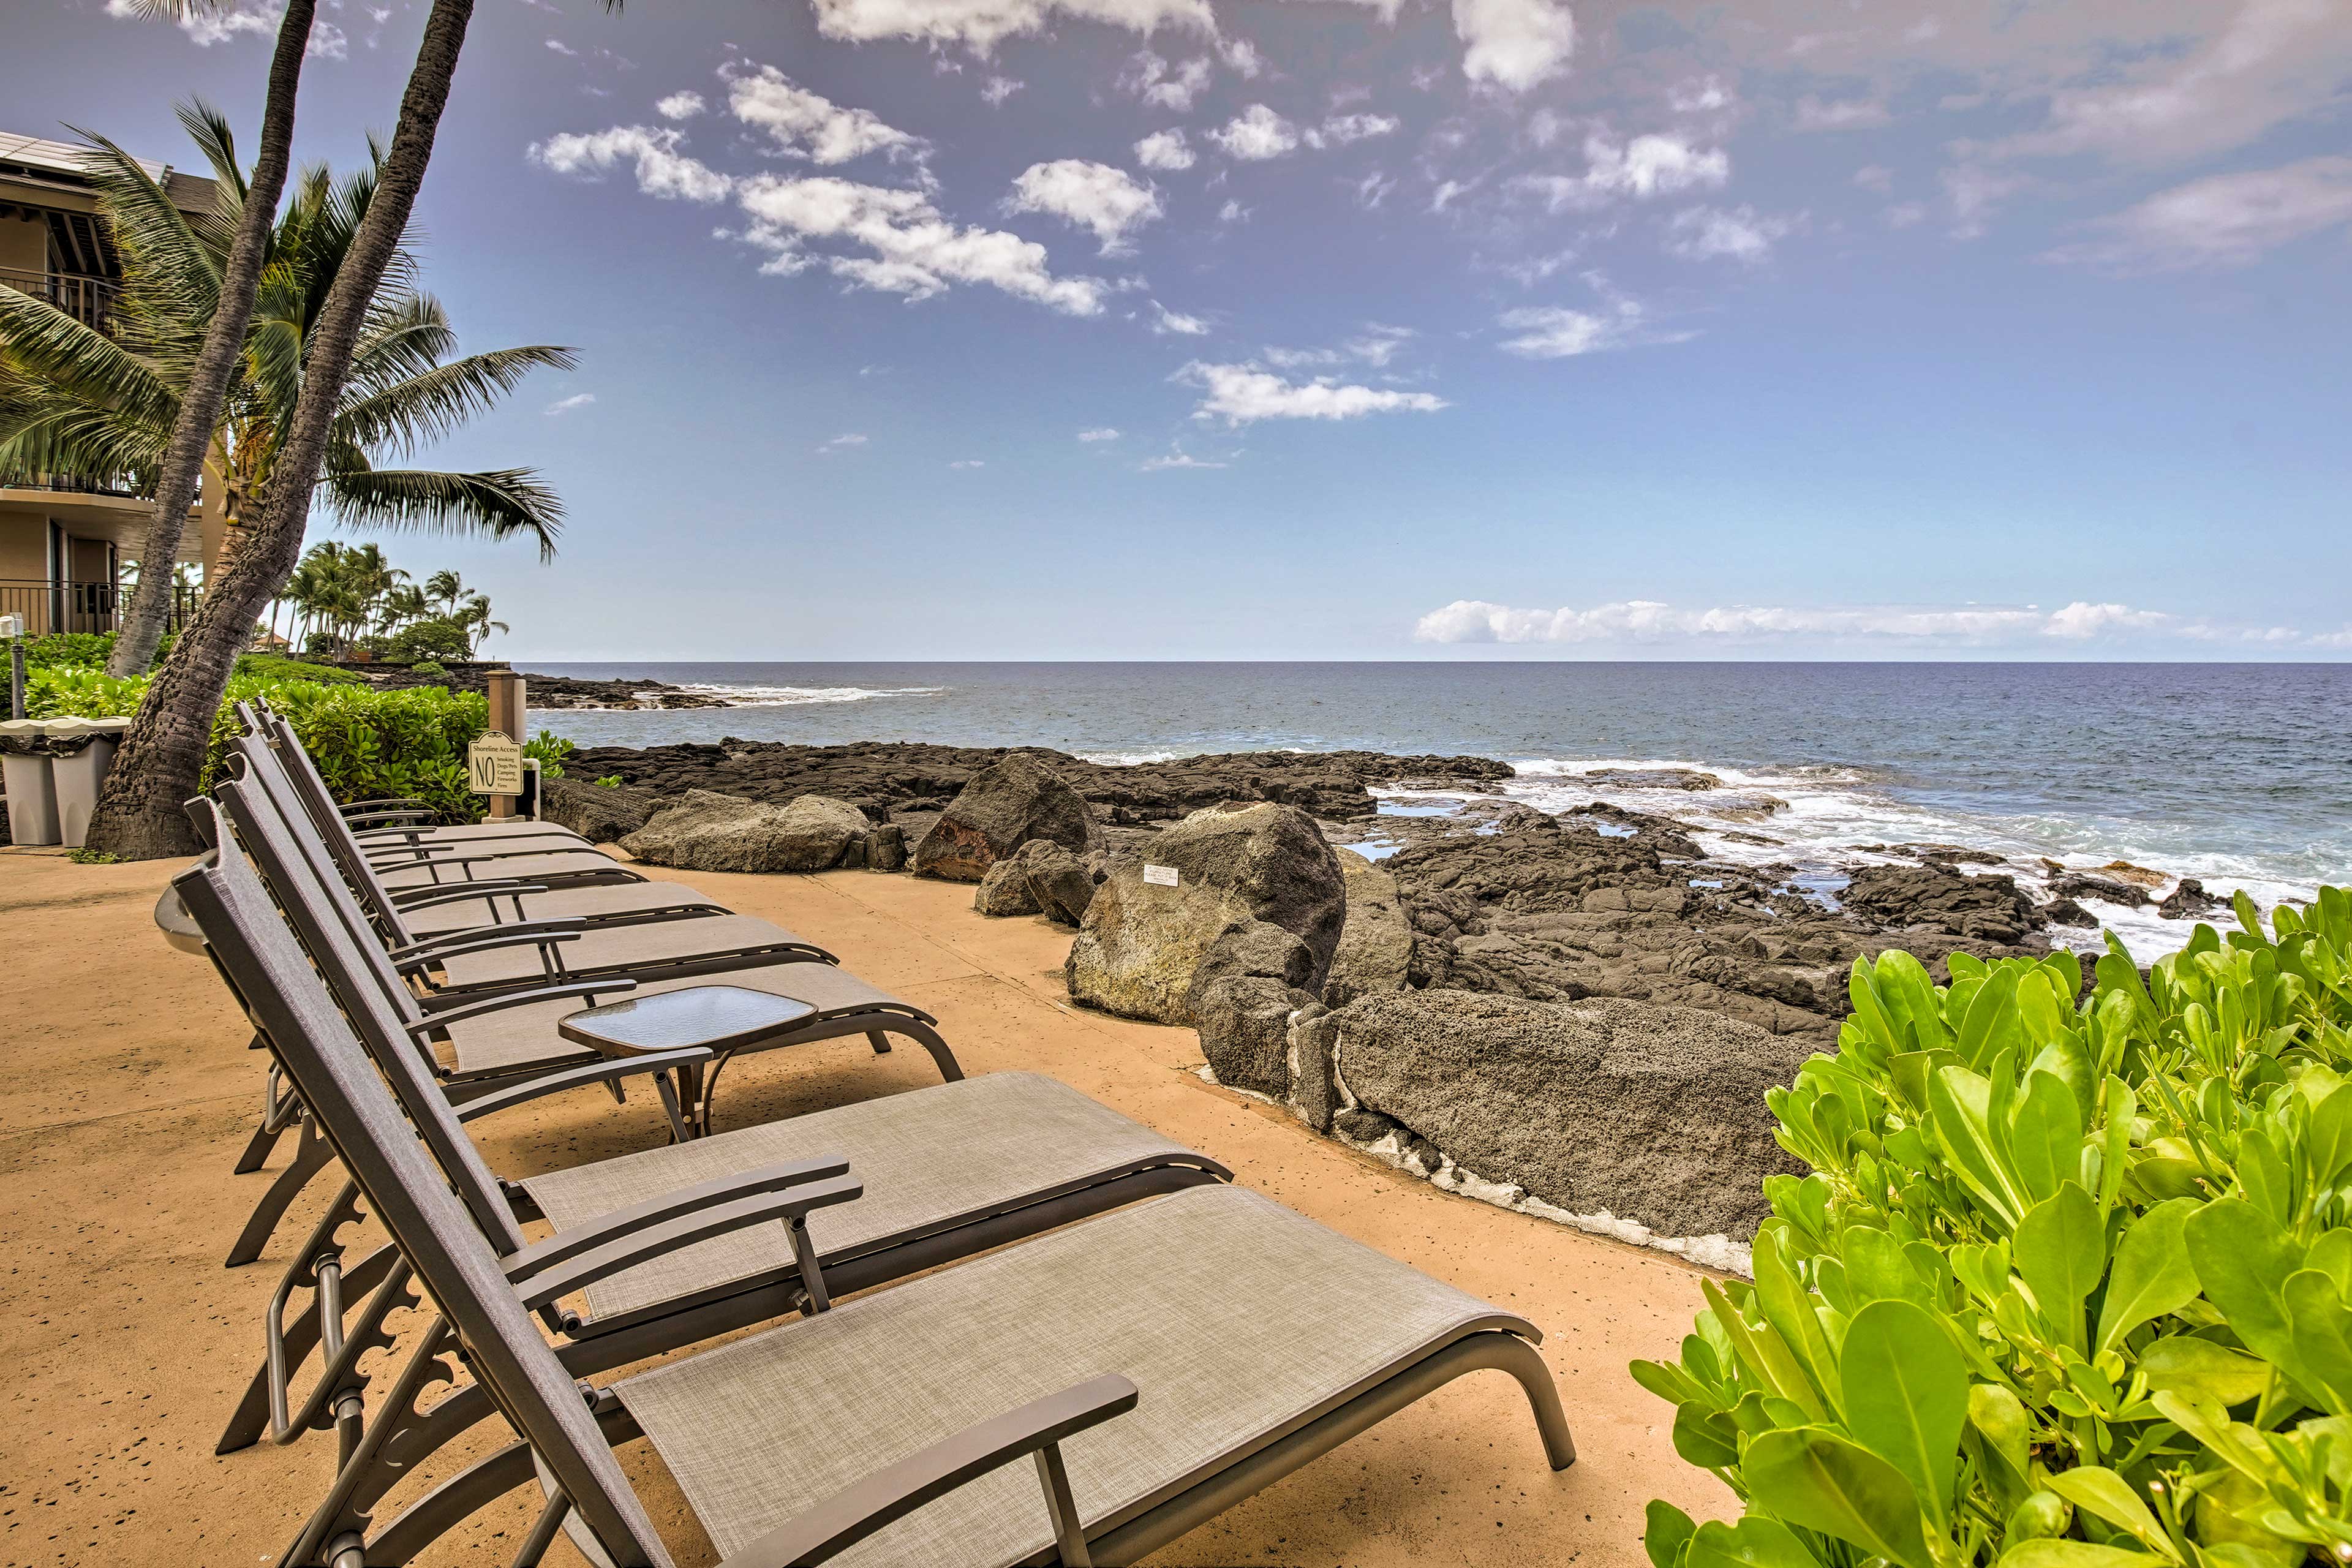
<box><xmin>0</xmin><ymin>130</ymin><xmax>214</xmax><ymax>213</ymax></box>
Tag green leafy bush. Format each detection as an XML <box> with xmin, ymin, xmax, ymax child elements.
<box><xmin>16</xmin><ymin>631</ymin><xmax>119</xmax><ymax>669</ymax></box>
<box><xmin>237</xmin><ymin>652</ymin><xmax>366</xmax><ymax>685</ymax></box>
<box><xmin>1640</xmin><ymin>891</ymin><xmax>2352</xmax><ymax>1568</ymax></box>
<box><xmin>29</xmin><ymin>666</ymin><xmax>504</xmax><ymax>822</ymax></box>
<box><xmin>407</xmin><ymin>660</ymin><xmax>450</xmax><ymax>677</ymax></box>
<box><xmin>383</xmin><ymin>617</ymin><xmax>470</xmax><ymax>665</ymax></box>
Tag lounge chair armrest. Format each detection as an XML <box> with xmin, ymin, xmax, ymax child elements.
<box><xmin>341</xmin><ymin>795</ymin><xmax>434</xmax><ymax>812</ymax></box>
<box><xmin>391</xmin><ymin>929</ymin><xmax>582</xmax><ymax>977</ymax></box>
<box><xmin>387</xmin><ymin>880</ymin><xmax>549</xmax><ymax>911</ymax></box>
<box><xmin>407</xmin><ymin>978</ymin><xmax>635</xmax><ymax>1030</ymax></box>
<box><xmin>513</xmin><ymin>1174</ymin><xmax>865</xmax><ymax>1311</ymax></box>
<box><xmin>386</xmin><ymin>919</ymin><xmax>587</xmax><ymax>963</ymax></box>
<box><xmin>718</xmin><ymin>1376</ymin><xmax>1142</xmax><ymax>1568</ymax></box>
<box><xmin>451</xmin><ymin>1047</ymin><xmax>714</xmax><ymax>1125</ymax></box>
<box><xmin>502</xmin><ymin>1153</ymin><xmax>850</xmax><ymax>1281</ymax></box>
<box><xmin>343</xmin><ymin>809</ymin><xmax>440</xmax><ymax>827</ymax></box>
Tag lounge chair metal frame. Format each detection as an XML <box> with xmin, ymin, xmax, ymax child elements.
<box><xmin>176</xmin><ymin>806</ymin><xmax>1574</xmax><ymax>1568</ymax></box>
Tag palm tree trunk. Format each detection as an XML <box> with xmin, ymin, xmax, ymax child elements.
<box><xmin>85</xmin><ymin>0</ymin><xmax>478</xmax><ymax>859</ymax></box>
<box><xmin>105</xmin><ymin>0</ymin><xmax>317</xmax><ymax>679</ymax></box>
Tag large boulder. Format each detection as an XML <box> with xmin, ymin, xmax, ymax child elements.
<box><xmin>972</xmin><ymin>840</ymin><xmax>1098</xmax><ymax>924</ymax></box>
<box><xmin>1065</xmin><ymin>866</ymin><xmax>1256</xmax><ymax>1023</ymax></box>
<box><xmin>1186</xmin><ymin>921</ymin><xmax>1317</xmax><ymax>1098</ymax></box>
<box><xmin>1143</xmin><ymin>802</ymin><xmax>1347</xmax><ymax>987</ymax></box>
<box><xmin>913</xmin><ymin>754</ymin><xmax>1102</xmax><ymax>882</ymax></box>
<box><xmin>1322</xmin><ymin>849</ymin><xmax>1412</xmax><ymax>1006</ymax></box>
<box><xmin>620</xmin><ymin>789</ymin><xmax>871</xmax><ymax>873</ymax></box>
<box><xmin>973</xmin><ymin>856</ymin><xmax>1042</xmax><ymax>916</ymax></box>
<box><xmin>540</xmin><ymin>775</ymin><xmax>658</xmax><ymax>843</ymax></box>
<box><xmin>1841</xmin><ymin>864</ymin><xmax>2043</xmax><ymax>944</ymax></box>
<box><xmin>1302</xmin><ymin>988</ymin><xmax>1810</xmax><ymax>1240</ymax></box>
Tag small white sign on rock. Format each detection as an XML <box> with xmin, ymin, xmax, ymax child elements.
<box><xmin>1142</xmin><ymin>863</ymin><xmax>1180</xmax><ymax>888</ymax></box>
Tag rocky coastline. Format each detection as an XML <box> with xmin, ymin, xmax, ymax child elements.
<box><xmin>542</xmin><ymin>739</ymin><xmax>2215</xmax><ymax>1272</ymax></box>
<box><xmin>352</xmin><ymin>664</ymin><xmax>731</xmax><ymax>710</ymax></box>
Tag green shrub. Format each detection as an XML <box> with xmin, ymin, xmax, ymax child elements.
<box><xmin>29</xmin><ymin>666</ymin><xmax>503</xmax><ymax>822</ymax></box>
<box><xmin>17</xmin><ymin>631</ymin><xmax>119</xmax><ymax>669</ymax></box>
<box><xmin>526</xmin><ymin>728</ymin><xmax>572</xmax><ymax>779</ymax></box>
<box><xmin>407</xmin><ymin>660</ymin><xmax>450</xmax><ymax>677</ymax></box>
<box><xmin>383</xmin><ymin>617</ymin><xmax>471</xmax><ymax>665</ymax></box>
<box><xmin>593</xmin><ymin>775</ymin><xmax>622</xmax><ymax>788</ymax></box>
<box><xmin>237</xmin><ymin>652</ymin><xmax>366</xmax><ymax>685</ymax></box>
<box><xmin>1639</xmin><ymin>891</ymin><xmax>2352</xmax><ymax>1568</ymax></box>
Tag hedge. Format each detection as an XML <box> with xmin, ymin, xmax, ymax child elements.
<box><xmin>28</xmin><ymin>665</ymin><xmax>571</xmax><ymax>824</ymax></box>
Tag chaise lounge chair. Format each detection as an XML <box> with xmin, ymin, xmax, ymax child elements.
<box><xmin>178</xmin><ymin>810</ymin><xmax>1576</xmax><ymax>1568</ymax></box>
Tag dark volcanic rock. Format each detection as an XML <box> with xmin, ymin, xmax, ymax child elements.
<box><xmin>1066</xmin><ymin>868</ymin><xmax>1254</xmax><ymax>1023</ymax></box>
<box><xmin>1147</xmin><ymin>802</ymin><xmax>1348</xmax><ymax>987</ymax></box>
<box><xmin>1840</xmin><ymin>864</ymin><xmax>2043</xmax><ymax>944</ymax></box>
<box><xmin>1324</xmin><ymin>849</ymin><xmax>1413</xmax><ymax>1007</ymax></box>
<box><xmin>539</xmin><ymin>775</ymin><xmax>658</xmax><ymax>843</ymax></box>
<box><xmin>620</xmin><ymin>790</ymin><xmax>870</xmax><ymax>873</ymax></box>
<box><xmin>561</xmin><ymin>741</ymin><xmax>1512</xmax><ymax>827</ymax></box>
<box><xmin>973</xmin><ymin>839</ymin><xmax>1096</xmax><ymax>924</ymax></box>
<box><xmin>2041</xmin><ymin>897</ymin><xmax>2098</xmax><ymax>928</ymax></box>
<box><xmin>1311</xmin><ymin>989</ymin><xmax>1810</xmax><ymax>1238</ymax></box>
<box><xmin>2047</xmin><ymin>870</ymin><xmax>2150</xmax><ymax>908</ymax></box>
<box><xmin>973</xmin><ymin>856</ymin><xmax>1042</xmax><ymax>916</ymax></box>
<box><xmin>2159</xmin><ymin>878</ymin><xmax>2223</xmax><ymax>920</ymax></box>
<box><xmin>1186</xmin><ymin>922</ymin><xmax>1317</xmax><ymax>1098</ymax></box>
<box><xmin>913</xmin><ymin>754</ymin><xmax>1102</xmax><ymax>882</ymax></box>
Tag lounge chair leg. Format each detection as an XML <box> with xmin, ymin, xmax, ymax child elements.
<box><xmin>652</xmin><ymin>1070</ymin><xmax>690</xmax><ymax>1144</ymax></box>
<box><xmin>219</xmin><ymin>1243</ymin><xmax>398</xmax><ymax>1455</ymax></box>
<box><xmin>228</xmin><ymin>1118</ymin><xmax>336</xmax><ymax>1267</ymax></box>
<box><xmin>865</xmin><ymin>1029</ymin><xmax>892</xmax><ymax>1055</ymax></box>
<box><xmin>893</xmin><ymin>1019</ymin><xmax>965</xmax><ymax>1083</ymax></box>
<box><xmin>236</xmin><ymin>1055</ymin><xmax>303</xmax><ymax>1175</ymax></box>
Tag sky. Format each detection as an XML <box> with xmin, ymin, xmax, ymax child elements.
<box><xmin>10</xmin><ymin>0</ymin><xmax>2352</xmax><ymax>660</ymax></box>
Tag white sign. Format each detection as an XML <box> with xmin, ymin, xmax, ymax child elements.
<box><xmin>0</xmin><ymin>615</ymin><xmax>22</xmax><ymax>639</ymax></box>
<box><xmin>467</xmin><ymin>731</ymin><xmax>525</xmax><ymax>795</ymax></box>
<box><xmin>1142</xmin><ymin>863</ymin><xmax>1180</xmax><ymax>887</ymax></box>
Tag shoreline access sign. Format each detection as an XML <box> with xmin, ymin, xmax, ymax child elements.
<box><xmin>467</xmin><ymin>731</ymin><xmax>524</xmax><ymax>795</ymax></box>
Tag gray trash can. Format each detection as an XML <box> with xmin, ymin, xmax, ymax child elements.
<box><xmin>47</xmin><ymin>716</ymin><xmax>132</xmax><ymax>849</ymax></box>
<box><xmin>1</xmin><ymin>719</ymin><xmax>61</xmax><ymax>847</ymax></box>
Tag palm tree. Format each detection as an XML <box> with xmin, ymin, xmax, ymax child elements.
<box><xmin>108</xmin><ymin>4</ymin><xmax>320</xmax><ymax>679</ymax></box>
<box><xmin>0</xmin><ymin>113</ymin><xmax>570</xmax><ymax>590</ymax></box>
<box><xmin>375</xmin><ymin>580</ymin><xmax>428</xmax><ymax>633</ymax></box>
<box><xmin>423</xmin><ymin>567</ymin><xmax>467</xmax><ymax>619</ymax></box>
<box><xmin>89</xmin><ymin>0</ymin><xmax>544</xmax><ymax>858</ymax></box>
<box><xmin>457</xmin><ymin>591</ymin><xmax>508</xmax><ymax>657</ymax></box>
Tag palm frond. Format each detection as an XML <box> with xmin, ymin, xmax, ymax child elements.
<box><xmin>320</xmin><ymin>466</ymin><xmax>564</xmax><ymax>561</ymax></box>
<box><xmin>62</xmin><ymin>129</ymin><xmax>222</xmax><ymax>318</ymax></box>
<box><xmin>345</xmin><ymin>290</ymin><xmax>456</xmax><ymax>393</ymax></box>
<box><xmin>335</xmin><ymin>345</ymin><xmax>575</xmax><ymax>458</ymax></box>
<box><xmin>172</xmin><ymin>98</ymin><xmax>251</xmax><ymax>257</ymax></box>
<box><xmin>0</xmin><ymin>287</ymin><xmax>179</xmax><ymax>432</ymax></box>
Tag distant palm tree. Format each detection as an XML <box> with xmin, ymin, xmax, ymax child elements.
<box><xmin>375</xmin><ymin>581</ymin><xmax>428</xmax><ymax>631</ymax></box>
<box><xmin>423</xmin><ymin>567</ymin><xmax>468</xmax><ymax>618</ymax></box>
<box><xmin>458</xmin><ymin>592</ymin><xmax>508</xmax><ymax>657</ymax></box>
<box><xmin>0</xmin><ymin>107</ymin><xmax>570</xmax><ymax>622</ymax></box>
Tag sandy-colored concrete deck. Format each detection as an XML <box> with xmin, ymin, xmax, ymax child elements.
<box><xmin>0</xmin><ymin>846</ymin><xmax>1732</xmax><ymax>1567</ymax></box>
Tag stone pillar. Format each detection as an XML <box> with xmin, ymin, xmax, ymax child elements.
<box><xmin>484</xmin><ymin>669</ymin><xmax>525</xmax><ymax>820</ymax></box>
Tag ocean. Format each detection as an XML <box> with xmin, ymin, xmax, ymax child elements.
<box><xmin>528</xmin><ymin>661</ymin><xmax>2352</xmax><ymax>957</ymax></box>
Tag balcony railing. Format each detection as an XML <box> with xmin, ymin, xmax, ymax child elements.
<box><xmin>0</xmin><ymin>469</ymin><xmax>143</xmax><ymax>499</ymax></box>
<box><xmin>0</xmin><ymin>265</ymin><xmax>119</xmax><ymax>335</ymax></box>
<box><xmin>0</xmin><ymin>578</ymin><xmax>201</xmax><ymax>638</ymax></box>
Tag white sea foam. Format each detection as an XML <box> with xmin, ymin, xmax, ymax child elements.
<box><xmin>1077</xmin><ymin>750</ymin><xmax>1186</xmax><ymax>766</ymax></box>
<box><xmin>1375</xmin><ymin>755</ymin><xmax>2323</xmax><ymax>958</ymax></box>
<box><xmin>681</xmin><ymin>684</ymin><xmax>945</xmax><ymax>707</ymax></box>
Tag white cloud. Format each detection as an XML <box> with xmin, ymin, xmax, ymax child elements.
<box><xmin>949</xmin><ymin>458</ymin><xmax>986</xmax><ymax>468</ymax></box>
<box><xmin>817</xmin><ymin>432</ymin><xmax>869</xmax><ymax>453</ymax></box>
<box><xmin>1303</xmin><ymin>112</ymin><xmax>1401</xmax><ymax>149</ymax></box>
<box><xmin>1853</xmin><ymin>164</ymin><xmax>1893</xmax><ymax>193</ymax></box>
<box><xmin>1262</xmin><ymin>324</ymin><xmax>1414</xmax><ymax>369</ymax></box>
<box><xmin>1141</xmin><ymin>450</ymin><xmax>1229</xmax><ymax>469</ymax></box>
<box><xmin>2046</xmin><ymin>156</ymin><xmax>2352</xmax><ymax>270</ymax></box>
<box><xmin>1411</xmin><ymin>598</ymin><xmax>2282</xmax><ymax>647</ymax></box>
<box><xmin>529</xmin><ymin>126</ymin><xmax>734</xmax><ymax>202</ymax></box>
<box><xmin>1942</xmin><ymin>164</ymin><xmax>2024</xmax><ymax>238</ymax></box>
<box><xmin>307</xmin><ymin>21</ymin><xmax>348</xmax><ymax>58</ymax></box>
<box><xmin>1495</xmin><ymin>286</ymin><xmax>1684</xmax><ymax>358</ymax></box>
<box><xmin>544</xmin><ymin>392</ymin><xmax>596</xmax><ymax>416</ymax></box>
<box><xmin>1122</xmin><ymin>51</ymin><xmax>1215</xmax><ymax>111</ymax></box>
<box><xmin>1178</xmin><ymin>361</ymin><xmax>1448</xmax><ymax>423</ymax></box>
<box><xmin>1666</xmin><ymin>205</ymin><xmax>1793</xmax><ymax>263</ymax></box>
<box><xmin>1150</xmin><ymin>301</ymin><xmax>1210</xmax><ymax>335</ymax></box>
<box><xmin>725</xmin><ymin>64</ymin><xmax>924</xmax><ymax>165</ymax></box>
<box><xmin>1518</xmin><ymin>132</ymin><xmax>1729</xmax><ymax>212</ymax></box>
<box><xmin>1219</xmin><ymin>35</ymin><xmax>1264</xmax><ymax>77</ymax></box>
<box><xmin>546</xmin><ymin>37</ymin><xmax>578</xmax><ymax>55</ymax></box>
<box><xmin>981</xmin><ymin>75</ymin><xmax>1024</xmax><ymax>105</ymax></box>
<box><xmin>734</xmin><ymin>174</ymin><xmax>1107</xmax><ymax>314</ymax></box>
<box><xmin>1209</xmin><ymin>104</ymin><xmax>1300</xmax><ymax>160</ymax></box>
<box><xmin>1134</xmin><ymin>129</ymin><xmax>1196</xmax><ymax>172</ymax></box>
<box><xmin>1795</xmin><ymin>94</ymin><xmax>1889</xmax><ymax>130</ymax></box>
<box><xmin>108</xmin><ymin>0</ymin><xmax>281</xmax><ymax>45</ymax></box>
<box><xmin>1077</xmin><ymin>428</ymin><xmax>1122</xmax><ymax>441</ymax></box>
<box><xmin>1453</xmin><ymin>0</ymin><xmax>1574</xmax><ymax>91</ymax></box>
<box><xmin>1217</xmin><ymin>198</ymin><xmax>1246</xmax><ymax>223</ymax></box>
<box><xmin>1006</xmin><ymin>159</ymin><xmax>1163</xmax><ymax>252</ymax></box>
<box><xmin>807</xmin><ymin>0</ymin><xmax>1213</xmax><ymax>54</ymax></box>
<box><xmin>655</xmin><ymin>89</ymin><xmax>706</xmax><ymax>119</ymax></box>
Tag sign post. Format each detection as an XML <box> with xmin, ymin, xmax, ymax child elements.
<box><xmin>481</xmin><ymin>669</ymin><xmax>526</xmax><ymax>819</ymax></box>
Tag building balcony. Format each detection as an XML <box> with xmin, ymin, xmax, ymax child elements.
<box><xmin>0</xmin><ymin>576</ymin><xmax>199</xmax><ymax>637</ymax></box>
<box><xmin>0</xmin><ymin>263</ymin><xmax>118</xmax><ymax>334</ymax></box>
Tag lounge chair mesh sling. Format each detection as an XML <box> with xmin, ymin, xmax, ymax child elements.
<box><xmin>197</xmin><ymin>793</ymin><xmax>1231</xmax><ymax>1486</ymax></box>
<box><xmin>179</xmin><ymin>806</ymin><xmax>1575</xmax><ymax>1567</ymax></box>
<box><xmin>202</xmin><ymin>767</ymin><xmax>963</xmax><ymax>1273</ymax></box>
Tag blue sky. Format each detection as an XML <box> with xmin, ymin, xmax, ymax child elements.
<box><xmin>13</xmin><ymin>0</ymin><xmax>2352</xmax><ymax>658</ymax></box>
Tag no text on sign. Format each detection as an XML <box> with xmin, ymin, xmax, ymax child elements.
<box><xmin>468</xmin><ymin>731</ymin><xmax>525</xmax><ymax>794</ymax></box>
<box><xmin>1142</xmin><ymin>864</ymin><xmax>1180</xmax><ymax>887</ymax></box>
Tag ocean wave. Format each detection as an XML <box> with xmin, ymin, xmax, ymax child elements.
<box><xmin>1077</xmin><ymin>750</ymin><xmax>1187</xmax><ymax>766</ymax></box>
<box><xmin>680</xmin><ymin>684</ymin><xmax>946</xmax><ymax>707</ymax></box>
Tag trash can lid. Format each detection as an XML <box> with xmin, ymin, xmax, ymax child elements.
<box><xmin>40</xmin><ymin>717</ymin><xmax>100</xmax><ymax>737</ymax></box>
<box><xmin>81</xmin><ymin>716</ymin><xmax>133</xmax><ymax>735</ymax></box>
<box><xmin>0</xmin><ymin>718</ymin><xmax>46</xmax><ymax>737</ymax></box>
